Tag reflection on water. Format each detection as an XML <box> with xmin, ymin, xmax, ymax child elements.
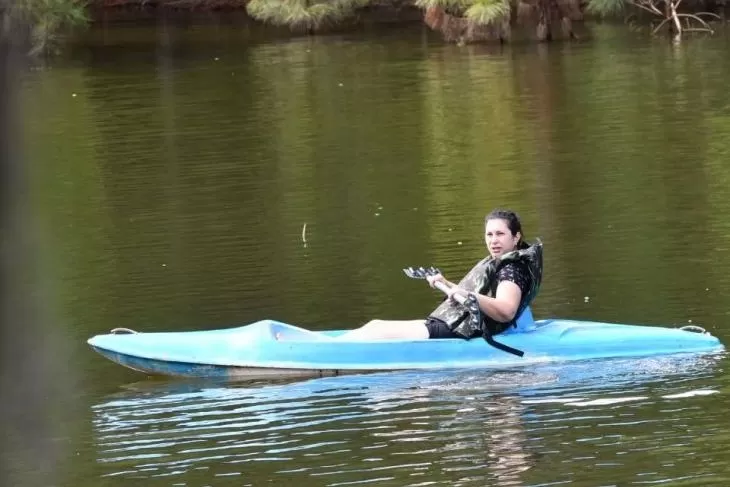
<box><xmin>93</xmin><ymin>353</ymin><xmax>726</xmax><ymax>486</ymax></box>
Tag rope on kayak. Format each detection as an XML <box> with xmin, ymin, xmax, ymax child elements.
<box><xmin>110</xmin><ymin>328</ymin><xmax>139</xmax><ymax>334</ymax></box>
<box><xmin>679</xmin><ymin>325</ymin><xmax>708</xmax><ymax>334</ymax></box>
<box><xmin>484</xmin><ymin>332</ymin><xmax>525</xmax><ymax>357</ymax></box>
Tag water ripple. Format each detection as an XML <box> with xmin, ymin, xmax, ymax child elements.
<box><xmin>92</xmin><ymin>353</ymin><xmax>727</xmax><ymax>485</ymax></box>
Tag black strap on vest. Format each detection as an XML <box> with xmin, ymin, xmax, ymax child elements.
<box><xmin>463</xmin><ymin>294</ymin><xmax>524</xmax><ymax>357</ymax></box>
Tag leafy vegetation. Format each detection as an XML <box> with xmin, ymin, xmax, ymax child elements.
<box><xmin>7</xmin><ymin>0</ymin><xmax>88</xmax><ymax>54</ymax></box>
<box><xmin>246</xmin><ymin>0</ymin><xmax>372</xmax><ymax>31</ymax></box>
<box><xmin>243</xmin><ymin>0</ymin><xmax>723</xmax><ymax>42</ymax></box>
<box><xmin>417</xmin><ymin>0</ymin><xmax>583</xmax><ymax>43</ymax></box>
<box><xmin>416</xmin><ymin>0</ymin><xmax>509</xmax><ymax>43</ymax></box>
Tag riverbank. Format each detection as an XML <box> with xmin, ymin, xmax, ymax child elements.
<box><xmin>84</xmin><ymin>1</ymin><xmax>585</xmax><ymax>43</ymax></box>
<box><xmin>82</xmin><ymin>0</ymin><xmax>727</xmax><ymax>45</ymax></box>
<box><xmin>86</xmin><ymin>0</ymin><xmax>425</xmax><ymax>28</ymax></box>
<box><xmin>16</xmin><ymin>0</ymin><xmax>729</xmax><ymax>56</ymax></box>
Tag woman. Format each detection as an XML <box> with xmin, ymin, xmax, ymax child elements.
<box><xmin>338</xmin><ymin>209</ymin><xmax>542</xmax><ymax>341</ymax></box>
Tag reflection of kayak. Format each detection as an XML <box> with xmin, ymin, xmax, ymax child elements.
<box><xmin>87</xmin><ymin>310</ymin><xmax>725</xmax><ymax>379</ymax></box>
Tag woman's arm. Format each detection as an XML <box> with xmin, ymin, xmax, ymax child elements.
<box><xmin>469</xmin><ymin>281</ymin><xmax>522</xmax><ymax>323</ymax></box>
<box><xmin>446</xmin><ymin>279</ymin><xmax>522</xmax><ymax>323</ymax></box>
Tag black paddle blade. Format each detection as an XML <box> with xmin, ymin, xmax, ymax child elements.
<box><xmin>402</xmin><ymin>266</ymin><xmax>441</xmax><ymax>279</ymax></box>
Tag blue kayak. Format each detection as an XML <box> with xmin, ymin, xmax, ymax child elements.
<box><xmin>87</xmin><ymin>311</ymin><xmax>724</xmax><ymax>379</ymax></box>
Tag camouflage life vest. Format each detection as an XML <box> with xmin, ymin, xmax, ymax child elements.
<box><xmin>428</xmin><ymin>239</ymin><xmax>543</xmax><ymax>339</ymax></box>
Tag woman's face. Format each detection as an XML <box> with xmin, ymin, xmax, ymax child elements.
<box><xmin>484</xmin><ymin>218</ymin><xmax>521</xmax><ymax>258</ymax></box>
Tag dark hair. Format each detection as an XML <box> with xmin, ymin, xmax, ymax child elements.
<box><xmin>485</xmin><ymin>209</ymin><xmax>528</xmax><ymax>250</ymax></box>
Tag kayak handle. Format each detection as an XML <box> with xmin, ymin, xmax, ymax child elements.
<box><xmin>679</xmin><ymin>325</ymin><xmax>708</xmax><ymax>334</ymax></box>
<box><xmin>110</xmin><ymin>328</ymin><xmax>139</xmax><ymax>334</ymax></box>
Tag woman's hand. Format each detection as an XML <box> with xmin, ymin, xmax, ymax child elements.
<box><xmin>426</xmin><ymin>273</ymin><xmax>446</xmax><ymax>289</ymax></box>
<box><xmin>446</xmin><ymin>286</ymin><xmax>467</xmax><ymax>302</ymax></box>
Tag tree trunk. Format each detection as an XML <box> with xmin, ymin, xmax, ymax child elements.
<box><xmin>664</xmin><ymin>0</ymin><xmax>682</xmax><ymax>38</ymax></box>
<box><xmin>536</xmin><ymin>0</ymin><xmax>551</xmax><ymax>41</ymax></box>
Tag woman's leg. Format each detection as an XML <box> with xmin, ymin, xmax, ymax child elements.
<box><xmin>336</xmin><ymin>319</ymin><xmax>429</xmax><ymax>340</ymax></box>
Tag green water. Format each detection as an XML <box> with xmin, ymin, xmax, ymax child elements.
<box><xmin>7</xmin><ymin>18</ymin><xmax>730</xmax><ymax>486</ymax></box>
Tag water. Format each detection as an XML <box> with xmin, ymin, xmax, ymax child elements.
<box><xmin>90</xmin><ymin>355</ymin><xmax>726</xmax><ymax>486</ymax></box>
<box><xmin>8</xmin><ymin>17</ymin><xmax>730</xmax><ymax>486</ymax></box>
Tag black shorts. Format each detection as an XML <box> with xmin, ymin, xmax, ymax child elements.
<box><xmin>424</xmin><ymin>317</ymin><xmax>465</xmax><ymax>339</ymax></box>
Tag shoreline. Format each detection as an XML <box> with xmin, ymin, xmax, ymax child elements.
<box><xmin>85</xmin><ymin>2</ymin><xmax>426</xmax><ymax>24</ymax></box>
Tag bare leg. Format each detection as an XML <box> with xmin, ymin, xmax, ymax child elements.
<box><xmin>336</xmin><ymin>319</ymin><xmax>430</xmax><ymax>341</ymax></box>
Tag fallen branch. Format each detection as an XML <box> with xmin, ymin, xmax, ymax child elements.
<box><xmin>652</xmin><ymin>12</ymin><xmax>715</xmax><ymax>35</ymax></box>
<box><xmin>694</xmin><ymin>11</ymin><xmax>722</xmax><ymax>20</ymax></box>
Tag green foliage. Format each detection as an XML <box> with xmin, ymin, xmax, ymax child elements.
<box><xmin>414</xmin><ymin>0</ymin><xmax>509</xmax><ymax>26</ymax></box>
<box><xmin>13</xmin><ymin>0</ymin><xmax>89</xmax><ymax>54</ymax></box>
<box><xmin>413</xmin><ymin>0</ymin><xmax>469</xmax><ymax>9</ymax></box>
<box><xmin>585</xmin><ymin>0</ymin><xmax>628</xmax><ymax>16</ymax></box>
<box><xmin>464</xmin><ymin>0</ymin><xmax>510</xmax><ymax>24</ymax></box>
<box><xmin>246</xmin><ymin>0</ymin><xmax>372</xmax><ymax>31</ymax></box>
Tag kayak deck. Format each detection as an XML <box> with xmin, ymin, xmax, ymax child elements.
<box><xmin>87</xmin><ymin>319</ymin><xmax>725</xmax><ymax>379</ymax></box>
